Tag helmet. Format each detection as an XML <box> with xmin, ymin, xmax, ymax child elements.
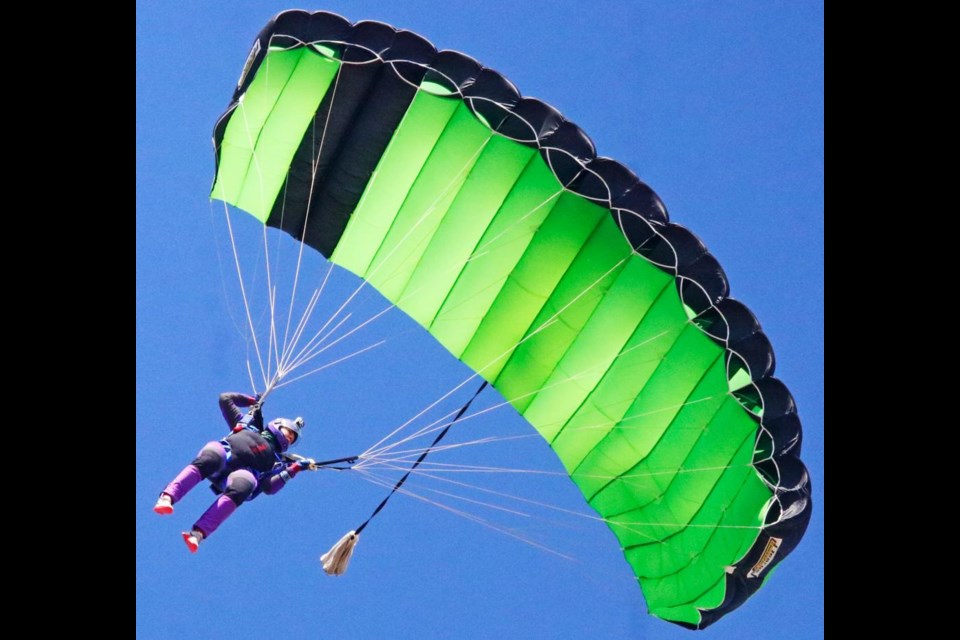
<box><xmin>271</xmin><ymin>416</ymin><xmax>305</xmax><ymax>447</ymax></box>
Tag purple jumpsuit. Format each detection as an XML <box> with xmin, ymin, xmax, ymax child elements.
<box><xmin>158</xmin><ymin>392</ymin><xmax>301</xmax><ymax>539</ymax></box>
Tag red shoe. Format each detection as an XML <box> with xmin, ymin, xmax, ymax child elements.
<box><xmin>182</xmin><ymin>530</ymin><xmax>203</xmax><ymax>553</ymax></box>
<box><xmin>153</xmin><ymin>494</ymin><xmax>173</xmax><ymax>515</ymax></box>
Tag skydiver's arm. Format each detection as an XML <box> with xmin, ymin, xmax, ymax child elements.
<box><xmin>218</xmin><ymin>392</ymin><xmax>258</xmax><ymax>428</ymax></box>
<box><xmin>261</xmin><ymin>462</ymin><xmax>304</xmax><ymax>495</ymax></box>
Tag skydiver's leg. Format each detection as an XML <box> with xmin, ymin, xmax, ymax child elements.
<box><xmin>155</xmin><ymin>442</ymin><xmax>227</xmax><ymax>513</ymax></box>
<box><xmin>191</xmin><ymin>468</ymin><xmax>256</xmax><ymax>539</ymax></box>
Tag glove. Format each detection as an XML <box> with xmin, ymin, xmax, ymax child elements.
<box><xmin>280</xmin><ymin>462</ymin><xmax>303</xmax><ymax>482</ymax></box>
<box><xmin>289</xmin><ymin>459</ymin><xmax>316</xmax><ymax>477</ymax></box>
<box><xmin>293</xmin><ymin>458</ymin><xmax>317</xmax><ymax>471</ymax></box>
<box><xmin>227</xmin><ymin>393</ymin><xmax>258</xmax><ymax>407</ymax></box>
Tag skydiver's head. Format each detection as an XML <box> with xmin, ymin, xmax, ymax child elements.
<box><xmin>267</xmin><ymin>416</ymin><xmax>304</xmax><ymax>452</ymax></box>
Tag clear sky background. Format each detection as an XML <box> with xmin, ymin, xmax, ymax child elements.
<box><xmin>136</xmin><ymin>2</ymin><xmax>823</xmax><ymax>639</ymax></box>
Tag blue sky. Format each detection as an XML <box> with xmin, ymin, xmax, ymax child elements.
<box><xmin>136</xmin><ymin>2</ymin><xmax>823</xmax><ymax>639</ymax></box>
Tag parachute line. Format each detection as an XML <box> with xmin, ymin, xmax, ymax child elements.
<box><xmin>273</xmin><ymin>339</ymin><xmax>387</xmax><ymax>390</ymax></box>
<box><xmin>279</xmin><ymin>61</ymin><xmax>347</xmax><ymax>381</ymax></box>
<box><xmin>366</xmin><ymin>346</ymin><xmax>681</xmax><ymax>460</ymax></box>
<box><xmin>353</xmin><ymin>381</ymin><xmax>487</xmax><ymax>535</ymax></box>
<box><xmin>222</xmin><ymin>205</ymin><xmax>268</xmax><ymax>390</ymax></box>
<box><xmin>357</xmin><ymin>463</ymin><xmax>761</xmax><ymax>534</ymax></box>
<box><xmin>362</xmin><ymin>254</ymin><xmax>630</xmax><ymax>460</ymax></box>
<box><xmin>354</xmin><ymin>467</ymin><xmax>579</xmax><ymax>562</ymax></box>
<box><xmin>279</xmin><ymin>263</ymin><xmax>335</xmax><ymax>373</ymax></box>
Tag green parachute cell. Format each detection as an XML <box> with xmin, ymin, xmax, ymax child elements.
<box><xmin>211</xmin><ymin>10</ymin><xmax>811</xmax><ymax>630</ymax></box>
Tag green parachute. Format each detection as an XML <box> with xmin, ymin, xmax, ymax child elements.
<box><xmin>211</xmin><ymin>10</ymin><xmax>811</xmax><ymax>630</ymax></box>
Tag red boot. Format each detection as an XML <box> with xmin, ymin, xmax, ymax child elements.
<box><xmin>182</xmin><ymin>530</ymin><xmax>204</xmax><ymax>553</ymax></box>
<box><xmin>153</xmin><ymin>494</ymin><xmax>174</xmax><ymax>515</ymax></box>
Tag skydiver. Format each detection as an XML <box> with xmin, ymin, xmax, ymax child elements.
<box><xmin>152</xmin><ymin>391</ymin><xmax>315</xmax><ymax>552</ymax></box>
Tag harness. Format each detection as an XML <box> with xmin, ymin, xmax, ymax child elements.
<box><xmin>208</xmin><ymin>403</ymin><xmax>271</xmax><ymax>495</ymax></box>
<box><xmin>233</xmin><ymin>404</ymin><xmax>263</xmax><ymax>433</ymax></box>
<box><xmin>219</xmin><ymin>404</ymin><xmax>264</xmax><ymax>466</ymax></box>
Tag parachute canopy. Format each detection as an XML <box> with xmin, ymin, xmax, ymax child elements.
<box><xmin>211</xmin><ymin>10</ymin><xmax>811</xmax><ymax>630</ymax></box>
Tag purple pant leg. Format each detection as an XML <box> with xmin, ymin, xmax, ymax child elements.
<box><xmin>161</xmin><ymin>465</ymin><xmax>202</xmax><ymax>503</ymax></box>
<box><xmin>193</xmin><ymin>468</ymin><xmax>257</xmax><ymax>538</ymax></box>
<box><xmin>161</xmin><ymin>441</ymin><xmax>226</xmax><ymax>503</ymax></box>
<box><xmin>193</xmin><ymin>495</ymin><xmax>238</xmax><ymax>537</ymax></box>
